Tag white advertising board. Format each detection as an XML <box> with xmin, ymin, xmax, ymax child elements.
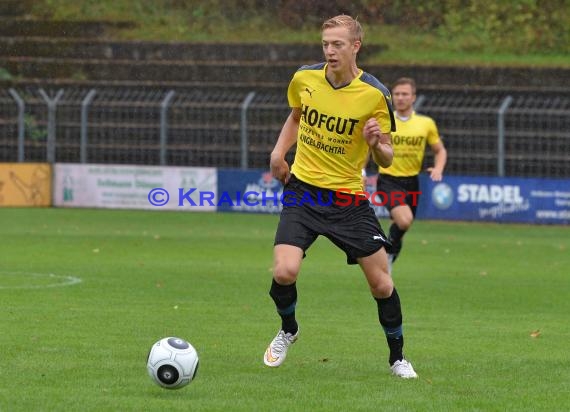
<box><xmin>53</xmin><ymin>164</ymin><xmax>217</xmax><ymax>211</ymax></box>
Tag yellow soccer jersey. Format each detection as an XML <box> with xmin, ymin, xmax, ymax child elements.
<box><xmin>379</xmin><ymin>111</ymin><xmax>440</xmax><ymax>177</ymax></box>
<box><xmin>288</xmin><ymin>63</ymin><xmax>395</xmax><ymax>192</ymax></box>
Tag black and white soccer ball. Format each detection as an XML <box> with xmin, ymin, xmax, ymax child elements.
<box><xmin>147</xmin><ymin>337</ymin><xmax>199</xmax><ymax>389</ymax></box>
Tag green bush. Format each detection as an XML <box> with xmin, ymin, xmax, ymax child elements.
<box><xmin>276</xmin><ymin>0</ymin><xmax>569</xmax><ymax>54</ymax></box>
<box><xmin>31</xmin><ymin>0</ymin><xmax>569</xmax><ymax>55</ymax></box>
<box><xmin>438</xmin><ymin>0</ymin><xmax>570</xmax><ymax>54</ymax></box>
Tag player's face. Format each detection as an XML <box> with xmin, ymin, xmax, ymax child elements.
<box><xmin>322</xmin><ymin>27</ymin><xmax>359</xmax><ymax>74</ymax></box>
<box><xmin>392</xmin><ymin>84</ymin><xmax>416</xmax><ymax>112</ymax></box>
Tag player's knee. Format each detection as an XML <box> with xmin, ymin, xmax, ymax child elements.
<box><xmin>396</xmin><ymin>215</ymin><xmax>413</xmax><ymax>231</ymax></box>
<box><xmin>370</xmin><ymin>276</ymin><xmax>394</xmax><ymax>299</ymax></box>
<box><xmin>273</xmin><ymin>262</ymin><xmax>299</xmax><ymax>285</ymax></box>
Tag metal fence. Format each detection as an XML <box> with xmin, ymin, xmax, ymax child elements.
<box><xmin>416</xmin><ymin>93</ymin><xmax>570</xmax><ymax>178</ymax></box>
<box><xmin>1</xmin><ymin>87</ymin><xmax>569</xmax><ymax>178</ymax></box>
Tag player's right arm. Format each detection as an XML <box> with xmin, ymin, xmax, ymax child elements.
<box><xmin>270</xmin><ymin>107</ymin><xmax>301</xmax><ymax>184</ymax></box>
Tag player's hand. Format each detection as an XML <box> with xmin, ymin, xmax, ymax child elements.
<box><xmin>363</xmin><ymin>118</ymin><xmax>381</xmax><ymax>147</ymax></box>
<box><xmin>270</xmin><ymin>154</ymin><xmax>290</xmax><ymax>185</ymax></box>
<box><xmin>427</xmin><ymin>167</ymin><xmax>443</xmax><ymax>181</ymax></box>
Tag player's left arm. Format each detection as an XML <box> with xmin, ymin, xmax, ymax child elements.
<box><xmin>427</xmin><ymin>141</ymin><xmax>447</xmax><ymax>181</ymax></box>
<box><xmin>425</xmin><ymin>117</ymin><xmax>447</xmax><ymax>181</ymax></box>
<box><xmin>363</xmin><ymin>118</ymin><xmax>393</xmax><ymax>168</ymax></box>
<box><xmin>366</xmin><ymin>87</ymin><xmax>396</xmax><ymax>168</ymax></box>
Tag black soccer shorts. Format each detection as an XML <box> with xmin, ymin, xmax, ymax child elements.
<box><xmin>376</xmin><ymin>173</ymin><xmax>420</xmax><ymax>217</ymax></box>
<box><xmin>274</xmin><ymin>175</ymin><xmax>389</xmax><ymax>265</ymax></box>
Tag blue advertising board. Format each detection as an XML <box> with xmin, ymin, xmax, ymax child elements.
<box><xmin>217</xmin><ymin>169</ymin><xmax>283</xmax><ymax>214</ymax></box>
<box><xmin>417</xmin><ymin>174</ymin><xmax>570</xmax><ymax>224</ymax></box>
<box><xmin>218</xmin><ymin>168</ymin><xmax>570</xmax><ymax>224</ymax></box>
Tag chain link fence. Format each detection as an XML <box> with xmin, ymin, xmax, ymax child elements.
<box><xmin>1</xmin><ymin>87</ymin><xmax>569</xmax><ymax>178</ymax></box>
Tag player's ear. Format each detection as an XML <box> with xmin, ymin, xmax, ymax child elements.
<box><xmin>353</xmin><ymin>40</ymin><xmax>361</xmax><ymax>55</ymax></box>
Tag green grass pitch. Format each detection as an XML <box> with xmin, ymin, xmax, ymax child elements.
<box><xmin>0</xmin><ymin>208</ymin><xmax>568</xmax><ymax>411</ymax></box>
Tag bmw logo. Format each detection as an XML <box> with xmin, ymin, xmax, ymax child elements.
<box><xmin>431</xmin><ymin>183</ymin><xmax>453</xmax><ymax>210</ymax></box>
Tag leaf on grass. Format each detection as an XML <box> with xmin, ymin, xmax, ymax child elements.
<box><xmin>530</xmin><ymin>330</ymin><xmax>541</xmax><ymax>338</ymax></box>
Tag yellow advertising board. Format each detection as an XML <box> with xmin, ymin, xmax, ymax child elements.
<box><xmin>0</xmin><ymin>163</ymin><xmax>52</xmax><ymax>207</ymax></box>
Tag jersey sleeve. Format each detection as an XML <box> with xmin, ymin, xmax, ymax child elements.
<box><xmin>287</xmin><ymin>72</ymin><xmax>302</xmax><ymax>108</ymax></box>
<box><xmin>426</xmin><ymin>117</ymin><xmax>441</xmax><ymax>145</ymax></box>
<box><xmin>374</xmin><ymin>92</ymin><xmax>396</xmax><ymax>134</ymax></box>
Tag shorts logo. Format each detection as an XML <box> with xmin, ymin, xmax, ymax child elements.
<box><xmin>431</xmin><ymin>183</ymin><xmax>453</xmax><ymax>210</ymax></box>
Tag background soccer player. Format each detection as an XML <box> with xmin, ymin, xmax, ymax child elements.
<box><xmin>264</xmin><ymin>15</ymin><xmax>417</xmax><ymax>379</ymax></box>
<box><xmin>378</xmin><ymin>77</ymin><xmax>447</xmax><ymax>271</ymax></box>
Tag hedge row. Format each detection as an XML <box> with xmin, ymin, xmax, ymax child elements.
<box><xmin>203</xmin><ymin>0</ymin><xmax>570</xmax><ymax>54</ymax></box>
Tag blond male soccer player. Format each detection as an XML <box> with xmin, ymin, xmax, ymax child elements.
<box><xmin>264</xmin><ymin>15</ymin><xmax>417</xmax><ymax>378</ymax></box>
<box><xmin>378</xmin><ymin>77</ymin><xmax>447</xmax><ymax>271</ymax></box>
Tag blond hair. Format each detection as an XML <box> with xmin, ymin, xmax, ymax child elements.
<box><xmin>322</xmin><ymin>15</ymin><xmax>363</xmax><ymax>43</ymax></box>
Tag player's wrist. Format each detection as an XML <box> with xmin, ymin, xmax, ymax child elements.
<box><xmin>270</xmin><ymin>150</ymin><xmax>285</xmax><ymax>161</ymax></box>
<box><xmin>374</xmin><ymin>142</ymin><xmax>392</xmax><ymax>156</ymax></box>
<box><xmin>372</xmin><ymin>145</ymin><xmax>393</xmax><ymax>168</ymax></box>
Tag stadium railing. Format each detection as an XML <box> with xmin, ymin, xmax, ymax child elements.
<box><xmin>0</xmin><ymin>87</ymin><xmax>569</xmax><ymax>179</ymax></box>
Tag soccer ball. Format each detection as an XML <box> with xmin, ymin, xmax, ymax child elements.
<box><xmin>147</xmin><ymin>337</ymin><xmax>199</xmax><ymax>389</ymax></box>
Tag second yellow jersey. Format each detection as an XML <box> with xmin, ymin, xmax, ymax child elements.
<box><xmin>288</xmin><ymin>63</ymin><xmax>395</xmax><ymax>192</ymax></box>
<box><xmin>379</xmin><ymin>111</ymin><xmax>440</xmax><ymax>177</ymax></box>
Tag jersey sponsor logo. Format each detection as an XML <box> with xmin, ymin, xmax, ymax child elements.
<box><xmin>392</xmin><ymin>134</ymin><xmax>424</xmax><ymax>146</ymax></box>
<box><xmin>301</xmin><ymin>104</ymin><xmax>359</xmax><ymax>136</ymax></box>
<box><xmin>298</xmin><ymin>134</ymin><xmax>346</xmax><ymax>154</ymax></box>
<box><xmin>304</xmin><ymin>87</ymin><xmax>315</xmax><ymax>97</ymax></box>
